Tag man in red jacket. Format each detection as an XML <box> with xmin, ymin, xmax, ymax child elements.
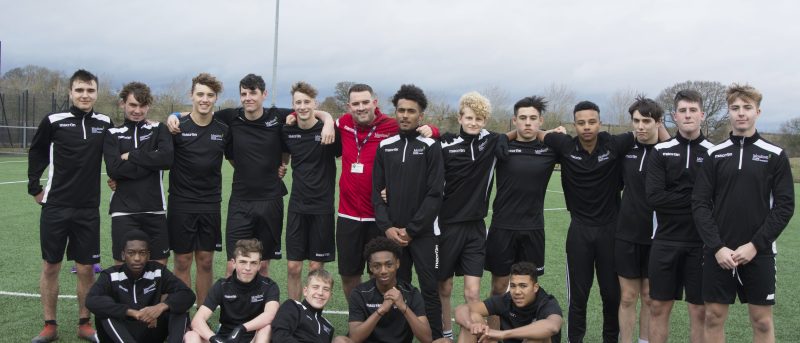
<box><xmin>334</xmin><ymin>84</ymin><xmax>438</xmax><ymax>304</ymax></box>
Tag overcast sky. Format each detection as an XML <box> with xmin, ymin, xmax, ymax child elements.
<box><xmin>1</xmin><ymin>0</ymin><xmax>797</xmax><ymax>131</ymax></box>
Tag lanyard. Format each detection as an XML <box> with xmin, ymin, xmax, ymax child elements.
<box><xmin>354</xmin><ymin>125</ymin><xmax>377</xmax><ymax>163</ymax></box>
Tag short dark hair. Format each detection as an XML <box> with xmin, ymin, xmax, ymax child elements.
<box><xmin>514</xmin><ymin>96</ymin><xmax>548</xmax><ymax>116</ymax></box>
<box><xmin>192</xmin><ymin>73</ymin><xmax>223</xmax><ymax>94</ymax></box>
<box><xmin>573</xmin><ymin>100</ymin><xmax>600</xmax><ymax>121</ymax></box>
<box><xmin>510</xmin><ymin>262</ymin><xmax>539</xmax><ymax>283</ymax></box>
<box><xmin>122</xmin><ymin>229</ymin><xmax>150</xmax><ymax>249</ymax></box>
<box><xmin>673</xmin><ymin>90</ymin><xmax>703</xmax><ymax>111</ymax></box>
<box><xmin>233</xmin><ymin>239</ymin><xmax>263</xmax><ymax>259</ymax></box>
<box><xmin>628</xmin><ymin>95</ymin><xmax>663</xmax><ymax>122</ymax></box>
<box><xmin>69</xmin><ymin>69</ymin><xmax>98</xmax><ymax>89</ymax></box>
<box><xmin>119</xmin><ymin>82</ymin><xmax>153</xmax><ymax>106</ymax></box>
<box><xmin>348</xmin><ymin>83</ymin><xmax>374</xmax><ymax>96</ymax></box>
<box><xmin>240</xmin><ymin>73</ymin><xmax>267</xmax><ymax>93</ymax></box>
<box><xmin>391</xmin><ymin>84</ymin><xmax>428</xmax><ymax>111</ymax></box>
<box><xmin>363</xmin><ymin>237</ymin><xmax>402</xmax><ymax>262</ymax></box>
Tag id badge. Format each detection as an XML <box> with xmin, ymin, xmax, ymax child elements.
<box><xmin>351</xmin><ymin>163</ymin><xmax>364</xmax><ymax>174</ymax></box>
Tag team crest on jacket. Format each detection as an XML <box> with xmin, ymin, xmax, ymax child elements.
<box><xmin>752</xmin><ymin>154</ymin><xmax>770</xmax><ymax>163</ymax></box>
<box><xmin>251</xmin><ymin>294</ymin><xmax>264</xmax><ymax>303</ymax></box>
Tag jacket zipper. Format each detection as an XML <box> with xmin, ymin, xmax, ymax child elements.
<box><xmin>738</xmin><ymin>138</ymin><xmax>744</xmax><ymax>170</ymax></box>
<box><xmin>470</xmin><ymin>138</ymin><xmax>475</xmax><ymax>161</ymax></box>
<box><xmin>315</xmin><ymin>312</ymin><xmax>321</xmax><ymax>334</ymax></box>
<box><xmin>81</xmin><ymin>117</ymin><xmax>87</xmax><ymax>139</ymax></box>
<box><xmin>402</xmin><ymin>138</ymin><xmax>408</xmax><ymax>163</ymax></box>
<box><xmin>639</xmin><ymin>148</ymin><xmax>647</xmax><ymax>172</ymax></box>
<box><xmin>134</xmin><ymin>124</ymin><xmax>139</xmax><ymax>149</ymax></box>
<box><xmin>132</xmin><ymin>280</ymin><xmax>138</xmax><ymax>304</ymax></box>
<box><xmin>685</xmin><ymin>143</ymin><xmax>691</xmax><ymax>169</ymax></box>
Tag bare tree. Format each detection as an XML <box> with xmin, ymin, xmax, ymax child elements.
<box><xmin>424</xmin><ymin>91</ymin><xmax>460</xmax><ymax>134</ymax></box>
<box><xmin>480</xmin><ymin>85</ymin><xmax>512</xmax><ymax>120</ymax></box>
<box><xmin>334</xmin><ymin>81</ymin><xmax>356</xmax><ymax>111</ymax></box>
<box><xmin>318</xmin><ymin>96</ymin><xmax>342</xmax><ymax>117</ymax></box>
<box><xmin>150</xmin><ymin>79</ymin><xmax>190</xmax><ymax>120</ymax></box>
<box><xmin>656</xmin><ymin>80</ymin><xmax>728</xmax><ymax>140</ymax></box>
<box><xmin>0</xmin><ymin>65</ymin><xmax>67</xmax><ymax>93</ymax></box>
<box><xmin>542</xmin><ymin>83</ymin><xmax>577</xmax><ymax>133</ymax></box>
<box><xmin>779</xmin><ymin>116</ymin><xmax>800</xmax><ymax>157</ymax></box>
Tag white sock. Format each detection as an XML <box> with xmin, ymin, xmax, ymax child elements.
<box><xmin>443</xmin><ymin>330</ymin><xmax>454</xmax><ymax>339</ymax></box>
<box><xmin>639</xmin><ymin>339</ymin><xmax>649</xmax><ymax>343</ymax></box>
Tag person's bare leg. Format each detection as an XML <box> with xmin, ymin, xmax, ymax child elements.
<box><xmin>309</xmin><ymin>261</ymin><xmax>324</xmax><ymax>272</ymax></box>
<box><xmin>226</xmin><ymin>259</ymin><xmax>234</xmax><ymax>277</ymax></box>
<box><xmin>40</xmin><ymin>261</ymin><xmax>62</xmax><ymax>321</ymax></box>
<box><xmin>748</xmin><ymin>304</ymin><xmax>774</xmax><ymax>343</ymax></box>
<box><xmin>639</xmin><ymin>278</ymin><xmax>651</xmax><ymax>342</ymax></box>
<box><xmin>342</xmin><ymin>275</ymin><xmax>362</xmax><ymax>305</ymax></box>
<box><xmin>254</xmin><ymin>325</ymin><xmax>271</xmax><ymax>343</ymax></box>
<box><xmin>195</xmin><ymin>251</ymin><xmax>214</xmax><ymax>305</ymax></box>
<box><xmin>259</xmin><ymin>260</ymin><xmax>271</xmax><ymax>277</ymax></box>
<box><xmin>618</xmin><ymin>276</ymin><xmax>641</xmax><ymax>343</ymax></box>
<box><xmin>703</xmin><ymin>302</ymin><xmax>729</xmax><ymax>343</ymax></box>
<box><xmin>75</xmin><ymin>262</ymin><xmax>95</xmax><ymax>319</ymax></box>
<box><xmin>173</xmin><ymin>252</ymin><xmax>194</xmax><ymax>291</ymax></box>
<box><xmin>489</xmin><ymin>274</ymin><xmax>510</xmax><ymax>331</ymax></box>
<box><xmin>463</xmin><ymin>276</ymin><xmax>482</xmax><ymax>303</ymax></box>
<box><xmin>648</xmin><ymin>299</ymin><xmax>674</xmax><ymax>343</ymax></box>
<box><xmin>687</xmin><ymin>303</ymin><xmax>705</xmax><ymax>343</ymax></box>
<box><xmin>438</xmin><ymin>278</ymin><xmax>454</xmax><ymax>333</ymax></box>
<box><xmin>287</xmin><ymin>260</ymin><xmax>304</xmax><ymax>300</ymax></box>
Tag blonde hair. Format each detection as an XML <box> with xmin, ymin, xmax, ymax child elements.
<box><xmin>459</xmin><ymin>91</ymin><xmax>491</xmax><ymax>120</ymax></box>
<box><xmin>726</xmin><ymin>83</ymin><xmax>762</xmax><ymax>107</ymax></box>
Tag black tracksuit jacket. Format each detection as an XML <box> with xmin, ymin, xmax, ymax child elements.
<box><xmin>86</xmin><ymin>262</ymin><xmax>195</xmax><ymax>319</ymax></box>
<box><xmin>271</xmin><ymin>299</ymin><xmax>335</xmax><ymax>343</ymax></box>
<box><xmin>28</xmin><ymin>106</ymin><xmax>113</xmax><ymax>207</ymax></box>
<box><xmin>438</xmin><ymin>129</ymin><xmax>499</xmax><ymax>224</ymax></box>
<box><xmin>693</xmin><ymin>132</ymin><xmax>795</xmax><ymax>255</ymax></box>
<box><xmin>104</xmin><ymin>119</ymin><xmax>173</xmax><ymax>213</ymax></box>
<box><xmin>372</xmin><ymin>130</ymin><xmax>444</xmax><ymax>238</ymax></box>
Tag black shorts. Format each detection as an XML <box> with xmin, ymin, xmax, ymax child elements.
<box><xmin>111</xmin><ymin>213</ymin><xmax>170</xmax><ymax>261</ymax></box>
<box><xmin>648</xmin><ymin>241</ymin><xmax>703</xmax><ymax>304</ymax></box>
<box><xmin>615</xmin><ymin>239</ymin><xmax>651</xmax><ymax>279</ymax></box>
<box><xmin>485</xmin><ymin>227</ymin><xmax>545</xmax><ymax>276</ymax></box>
<box><xmin>437</xmin><ymin>220</ymin><xmax>486</xmax><ymax>280</ymax></box>
<box><xmin>335</xmin><ymin>216</ymin><xmax>381</xmax><ymax>277</ymax></box>
<box><xmin>40</xmin><ymin>205</ymin><xmax>100</xmax><ymax>264</ymax></box>
<box><xmin>703</xmin><ymin>250</ymin><xmax>776</xmax><ymax>305</ymax></box>
<box><xmin>286</xmin><ymin>212</ymin><xmax>335</xmax><ymax>262</ymax></box>
<box><xmin>168</xmin><ymin>210</ymin><xmax>222</xmax><ymax>254</ymax></box>
<box><xmin>226</xmin><ymin>198</ymin><xmax>284</xmax><ymax>260</ymax></box>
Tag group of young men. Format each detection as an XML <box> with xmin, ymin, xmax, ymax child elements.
<box><xmin>26</xmin><ymin>68</ymin><xmax>794</xmax><ymax>343</ymax></box>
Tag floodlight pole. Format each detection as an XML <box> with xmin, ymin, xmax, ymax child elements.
<box><xmin>270</xmin><ymin>0</ymin><xmax>280</xmax><ymax>107</ymax></box>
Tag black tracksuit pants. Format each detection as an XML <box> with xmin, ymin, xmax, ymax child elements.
<box><xmin>96</xmin><ymin>312</ymin><xmax>188</xmax><ymax>343</ymax></box>
<box><xmin>565</xmin><ymin>220</ymin><xmax>620</xmax><ymax>343</ymax></box>
<box><xmin>396</xmin><ymin>234</ymin><xmax>442</xmax><ymax>340</ymax></box>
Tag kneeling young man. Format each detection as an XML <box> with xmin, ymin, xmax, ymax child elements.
<box><xmin>87</xmin><ymin>230</ymin><xmax>195</xmax><ymax>343</ymax></box>
<box><xmin>454</xmin><ymin>262</ymin><xmax>562</xmax><ymax>343</ymax></box>
<box><xmin>272</xmin><ymin>269</ymin><xmax>351</xmax><ymax>342</ymax></box>
<box><xmin>185</xmin><ymin>239</ymin><xmax>280</xmax><ymax>343</ymax></box>
<box><xmin>348</xmin><ymin>237</ymin><xmax>432</xmax><ymax>343</ymax></box>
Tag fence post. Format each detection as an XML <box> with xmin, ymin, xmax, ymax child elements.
<box><xmin>23</xmin><ymin>90</ymin><xmax>29</xmax><ymax>149</ymax></box>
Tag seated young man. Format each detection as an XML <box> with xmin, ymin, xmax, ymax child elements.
<box><xmin>272</xmin><ymin>269</ymin><xmax>352</xmax><ymax>342</ymax></box>
<box><xmin>184</xmin><ymin>239</ymin><xmax>280</xmax><ymax>343</ymax></box>
<box><xmin>348</xmin><ymin>237</ymin><xmax>432</xmax><ymax>343</ymax></box>
<box><xmin>454</xmin><ymin>262</ymin><xmax>562</xmax><ymax>343</ymax></box>
<box><xmin>86</xmin><ymin>229</ymin><xmax>195</xmax><ymax>343</ymax></box>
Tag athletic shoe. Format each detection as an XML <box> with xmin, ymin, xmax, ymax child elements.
<box><xmin>77</xmin><ymin>323</ymin><xmax>98</xmax><ymax>342</ymax></box>
<box><xmin>31</xmin><ymin>323</ymin><xmax>58</xmax><ymax>343</ymax></box>
<box><xmin>70</xmin><ymin>264</ymin><xmax>103</xmax><ymax>274</ymax></box>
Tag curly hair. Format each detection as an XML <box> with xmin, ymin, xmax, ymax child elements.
<box><xmin>391</xmin><ymin>84</ymin><xmax>428</xmax><ymax>111</ymax></box>
<box><xmin>191</xmin><ymin>73</ymin><xmax>223</xmax><ymax>94</ymax></box>
<box><xmin>291</xmin><ymin>81</ymin><xmax>318</xmax><ymax>99</ymax></box>
<box><xmin>363</xmin><ymin>237</ymin><xmax>402</xmax><ymax>262</ymax></box>
<box><xmin>459</xmin><ymin>91</ymin><xmax>491</xmax><ymax>119</ymax></box>
<box><xmin>119</xmin><ymin>82</ymin><xmax>153</xmax><ymax>106</ymax></box>
<box><xmin>726</xmin><ymin>83</ymin><xmax>762</xmax><ymax>107</ymax></box>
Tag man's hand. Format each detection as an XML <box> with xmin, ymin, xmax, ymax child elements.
<box><xmin>478</xmin><ymin>328</ymin><xmax>505</xmax><ymax>342</ymax></box>
<box><xmin>714</xmin><ymin>247</ymin><xmax>737</xmax><ymax>270</ymax></box>
<box><xmin>732</xmin><ymin>242</ymin><xmax>757</xmax><ymax>265</ymax></box>
<box><xmin>384</xmin><ymin>287</ymin><xmax>406</xmax><ymax>311</ymax></box>
<box><xmin>33</xmin><ymin>191</ymin><xmax>44</xmax><ymax>204</ymax></box>
<box><xmin>377</xmin><ymin>298</ymin><xmax>393</xmax><ymax>317</ymax></box>
<box><xmin>385</xmin><ymin>227</ymin><xmax>409</xmax><ymax>247</ymax></box>
<box><xmin>285</xmin><ymin>115</ymin><xmax>297</xmax><ymax>126</ymax></box>
<box><xmin>417</xmin><ymin>125</ymin><xmax>433</xmax><ymax>138</ymax></box>
<box><xmin>321</xmin><ymin>121</ymin><xmax>335</xmax><ymax>145</ymax></box>
<box><xmin>166</xmin><ymin>114</ymin><xmax>181</xmax><ymax>134</ymax></box>
<box><xmin>107</xmin><ymin>178</ymin><xmax>117</xmax><ymax>191</ymax></box>
<box><xmin>137</xmin><ymin>303</ymin><xmax>167</xmax><ymax>326</ymax></box>
<box><xmin>121</xmin><ymin>152</ymin><xmax>129</xmax><ymax>161</ymax></box>
<box><xmin>278</xmin><ymin>163</ymin><xmax>287</xmax><ymax>179</ymax></box>
<box><xmin>396</xmin><ymin>228</ymin><xmax>411</xmax><ymax>244</ymax></box>
<box><xmin>469</xmin><ymin>322</ymin><xmax>489</xmax><ymax>336</ymax></box>
<box><xmin>552</xmin><ymin>126</ymin><xmax>567</xmax><ymax>134</ymax></box>
<box><xmin>380</xmin><ymin>188</ymin><xmax>387</xmax><ymax>203</ymax></box>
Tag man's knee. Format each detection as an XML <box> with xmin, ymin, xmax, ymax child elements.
<box><xmin>619</xmin><ymin>288</ymin><xmax>640</xmax><ymax>308</ymax></box>
<box><xmin>183</xmin><ymin>330</ymin><xmax>200</xmax><ymax>343</ymax></box>
<box><xmin>438</xmin><ymin>279</ymin><xmax>453</xmax><ymax>297</ymax></box>
<box><xmin>287</xmin><ymin>261</ymin><xmax>303</xmax><ymax>277</ymax></box>
<box><xmin>649</xmin><ymin>300</ymin><xmax>672</xmax><ymax>317</ymax></box>
<box><xmin>704</xmin><ymin>305</ymin><xmax>728</xmax><ymax>327</ymax></box>
<box><xmin>41</xmin><ymin>261</ymin><xmax>62</xmax><ymax>278</ymax></box>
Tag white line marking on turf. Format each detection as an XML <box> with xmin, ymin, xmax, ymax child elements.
<box><xmin>0</xmin><ymin>160</ymin><xmax>26</xmax><ymax>163</ymax></box>
<box><xmin>546</xmin><ymin>189</ymin><xmax>564</xmax><ymax>194</ymax></box>
<box><xmin>0</xmin><ymin>290</ymin><xmax>351</xmax><ymax>314</ymax></box>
